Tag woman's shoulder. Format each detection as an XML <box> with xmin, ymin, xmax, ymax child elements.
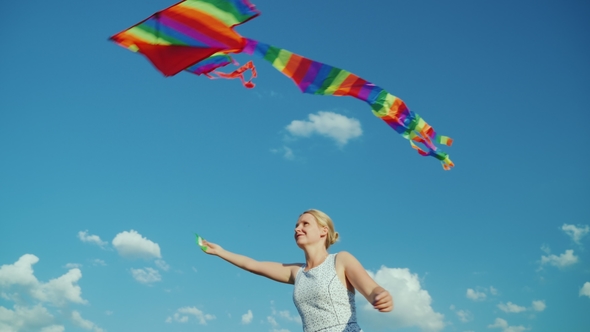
<box><xmin>335</xmin><ymin>251</ymin><xmax>355</xmax><ymax>259</ymax></box>
<box><xmin>334</xmin><ymin>251</ymin><xmax>358</xmax><ymax>267</ymax></box>
<box><xmin>288</xmin><ymin>262</ymin><xmax>305</xmax><ymax>273</ymax></box>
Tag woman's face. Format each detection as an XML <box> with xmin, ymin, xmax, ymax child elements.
<box><xmin>294</xmin><ymin>213</ymin><xmax>326</xmax><ymax>248</ymax></box>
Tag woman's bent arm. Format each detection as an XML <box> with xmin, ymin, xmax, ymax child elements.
<box><xmin>203</xmin><ymin>240</ymin><xmax>301</xmax><ymax>284</ymax></box>
<box><xmin>338</xmin><ymin>251</ymin><xmax>394</xmax><ymax>312</ymax></box>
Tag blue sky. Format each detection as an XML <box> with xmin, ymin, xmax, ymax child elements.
<box><xmin>1</xmin><ymin>0</ymin><xmax>589</xmax><ymax>331</ymax></box>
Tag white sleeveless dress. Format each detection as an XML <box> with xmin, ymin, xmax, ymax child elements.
<box><xmin>293</xmin><ymin>253</ymin><xmax>363</xmax><ymax>332</ymax></box>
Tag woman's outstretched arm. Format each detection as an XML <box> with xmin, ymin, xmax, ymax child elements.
<box><xmin>337</xmin><ymin>251</ymin><xmax>394</xmax><ymax>312</ymax></box>
<box><xmin>202</xmin><ymin>240</ymin><xmax>301</xmax><ymax>284</ymax></box>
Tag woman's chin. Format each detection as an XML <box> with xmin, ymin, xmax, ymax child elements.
<box><xmin>295</xmin><ymin>237</ymin><xmax>306</xmax><ymax>247</ymax></box>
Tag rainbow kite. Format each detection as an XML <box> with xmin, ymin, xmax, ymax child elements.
<box><xmin>110</xmin><ymin>0</ymin><xmax>454</xmax><ymax>169</ymax></box>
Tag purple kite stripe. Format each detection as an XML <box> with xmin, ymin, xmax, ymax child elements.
<box><xmin>305</xmin><ymin>63</ymin><xmax>333</xmax><ymax>94</ymax></box>
<box><xmin>243</xmin><ymin>39</ymin><xmax>258</xmax><ymax>55</ymax></box>
<box><xmin>186</xmin><ymin>56</ymin><xmax>231</xmax><ymax>75</ymax></box>
<box><xmin>299</xmin><ymin>61</ymin><xmax>323</xmax><ymax>93</ymax></box>
<box><xmin>358</xmin><ymin>83</ymin><xmax>375</xmax><ymax>102</ymax></box>
<box><xmin>159</xmin><ymin>15</ymin><xmax>227</xmax><ymax>48</ymax></box>
<box><xmin>397</xmin><ymin>112</ymin><xmax>408</xmax><ymax>124</ymax></box>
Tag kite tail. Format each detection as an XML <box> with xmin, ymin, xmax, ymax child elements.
<box><xmin>242</xmin><ymin>38</ymin><xmax>454</xmax><ymax>169</ymax></box>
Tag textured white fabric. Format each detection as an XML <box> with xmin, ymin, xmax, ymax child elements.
<box><xmin>293</xmin><ymin>253</ymin><xmax>362</xmax><ymax>332</ymax></box>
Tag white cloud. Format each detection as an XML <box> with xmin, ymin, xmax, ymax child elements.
<box><xmin>495</xmin><ymin>300</ymin><xmax>545</xmax><ymax>314</ymax></box>
<box><xmin>0</xmin><ymin>256</ymin><xmax>101</xmax><ymax>332</ymax></box>
<box><xmin>531</xmin><ymin>300</ymin><xmax>546</xmax><ymax>312</ymax></box>
<box><xmin>278</xmin><ymin>310</ymin><xmax>301</xmax><ymax>324</ymax></box>
<box><xmin>0</xmin><ymin>254</ymin><xmax>86</xmax><ymax>306</ymax></box>
<box><xmin>78</xmin><ymin>231</ymin><xmax>108</xmax><ymax>248</ymax></box>
<box><xmin>540</xmin><ymin>249</ymin><xmax>578</xmax><ymax>268</ymax></box>
<box><xmin>41</xmin><ymin>325</ymin><xmax>66</xmax><ymax>332</ymax></box>
<box><xmin>286</xmin><ymin>111</ymin><xmax>362</xmax><ymax>146</ymax></box>
<box><xmin>271</xmin><ymin>146</ymin><xmax>295</xmax><ymax>160</ymax></box>
<box><xmin>456</xmin><ymin>309</ymin><xmax>472</xmax><ymax>323</ymax></box>
<box><xmin>267</xmin><ymin>301</ymin><xmax>301</xmax><ymax>329</ymax></box>
<box><xmin>71</xmin><ymin>310</ymin><xmax>104</xmax><ymax>332</ymax></box>
<box><xmin>0</xmin><ymin>254</ymin><xmax>39</xmax><ymax>287</ymax></box>
<box><xmin>358</xmin><ymin>266</ymin><xmax>445</xmax><ymax>331</ymax></box>
<box><xmin>268</xmin><ymin>315</ymin><xmax>278</xmax><ymax>327</ymax></box>
<box><xmin>0</xmin><ymin>304</ymin><xmax>54</xmax><ymax>332</ymax></box>
<box><xmin>155</xmin><ymin>259</ymin><xmax>170</xmax><ymax>271</ymax></box>
<box><xmin>166</xmin><ymin>306</ymin><xmax>215</xmax><ymax>325</ymax></box>
<box><xmin>32</xmin><ymin>269</ymin><xmax>87</xmax><ymax>306</ymax></box>
<box><xmin>91</xmin><ymin>259</ymin><xmax>106</xmax><ymax>266</ymax></box>
<box><xmin>449</xmin><ymin>305</ymin><xmax>472</xmax><ymax>323</ymax></box>
<box><xmin>254</xmin><ymin>90</ymin><xmax>283</xmax><ymax>99</ymax></box>
<box><xmin>130</xmin><ymin>267</ymin><xmax>161</xmax><ymax>284</ymax></box>
<box><xmin>498</xmin><ymin>302</ymin><xmax>526</xmax><ymax>313</ymax></box>
<box><xmin>64</xmin><ymin>263</ymin><xmax>82</xmax><ymax>269</ymax></box>
<box><xmin>562</xmin><ymin>224</ymin><xmax>589</xmax><ymax>244</ymax></box>
<box><xmin>466</xmin><ymin>288</ymin><xmax>486</xmax><ymax>301</ymax></box>
<box><xmin>580</xmin><ymin>282</ymin><xmax>590</xmax><ymax>298</ymax></box>
<box><xmin>488</xmin><ymin>318</ymin><xmax>528</xmax><ymax>332</ymax></box>
<box><xmin>540</xmin><ymin>244</ymin><xmax>551</xmax><ymax>254</ymax></box>
<box><xmin>112</xmin><ymin>230</ymin><xmax>161</xmax><ymax>259</ymax></box>
<box><xmin>71</xmin><ymin>311</ymin><xmax>93</xmax><ymax>329</ymax></box>
<box><xmin>241</xmin><ymin>309</ymin><xmax>253</xmax><ymax>324</ymax></box>
<box><xmin>489</xmin><ymin>286</ymin><xmax>498</xmax><ymax>295</ymax></box>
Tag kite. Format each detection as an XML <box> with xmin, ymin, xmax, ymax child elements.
<box><xmin>110</xmin><ymin>0</ymin><xmax>454</xmax><ymax>169</ymax></box>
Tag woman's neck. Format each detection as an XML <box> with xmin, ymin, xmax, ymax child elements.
<box><xmin>303</xmin><ymin>246</ymin><xmax>329</xmax><ymax>270</ymax></box>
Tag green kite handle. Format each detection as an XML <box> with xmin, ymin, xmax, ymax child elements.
<box><xmin>195</xmin><ymin>233</ymin><xmax>207</xmax><ymax>252</ymax></box>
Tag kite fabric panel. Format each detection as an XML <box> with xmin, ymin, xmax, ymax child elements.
<box><xmin>110</xmin><ymin>0</ymin><xmax>260</xmax><ymax>76</ymax></box>
<box><xmin>110</xmin><ymin>0</ymin><xmax>454</xmax><ymax>169</ymax></box>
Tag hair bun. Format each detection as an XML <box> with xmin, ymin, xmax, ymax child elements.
<box><xmin>331</xmin><ymin>232</ymin><xmax>340</xmax><ymax>245</ymax></box>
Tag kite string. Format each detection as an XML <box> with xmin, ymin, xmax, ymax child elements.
<box><xmin>209</xmin><ymin>61</ymin><xmax>257</xmax><ymax>88</ymax></box>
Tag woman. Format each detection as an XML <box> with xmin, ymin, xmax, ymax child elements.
<box><xmin>202</xmin><ymin>209</ymin><xmax>393</xmax><ymax>332</ymax></box>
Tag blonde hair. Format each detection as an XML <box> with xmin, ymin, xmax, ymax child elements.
<box><xmin>302</xmin><ymin>209</ymin><xmax>339</xmax><ymax>249</ymax></box>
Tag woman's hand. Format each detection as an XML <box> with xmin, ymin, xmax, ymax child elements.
<box><xmin>371</xmin><ymin>287</ymin><xmax>393</xmax><ymax>312</ymax></box>
<box><xmin>202</xmin><ymin>240</ymin><xmax>223</xmax><ymax>256</ymax></box>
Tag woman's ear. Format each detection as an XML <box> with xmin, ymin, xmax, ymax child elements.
<box><xmin>321</xmin><ymin>226</ymin><xmax>329</xmax><ymax>236</ymax></box>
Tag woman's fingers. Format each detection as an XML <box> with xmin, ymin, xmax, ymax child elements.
<box><xmin>373</xmin><ymin>300</ymin><xmax>393</xmax><ymax>312</ymax></box>
<box><xmin>373</xmin><ymin>291</ymin><xmax>389</xmax><ymax>304</ymax></box>
<box><xmin>374</xmin><ymin>301</ymin><xmax>392</xmax><ymax>310</ymax></box>
<box><xmin>373</xmin><ymin>291</ymin><xmax>393</xmax><ymax>312</ymax></box>
<box><xmin>201</xmin><ymin>240</ymin><xmax>216</xmax><ymax>254</ymax></box>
